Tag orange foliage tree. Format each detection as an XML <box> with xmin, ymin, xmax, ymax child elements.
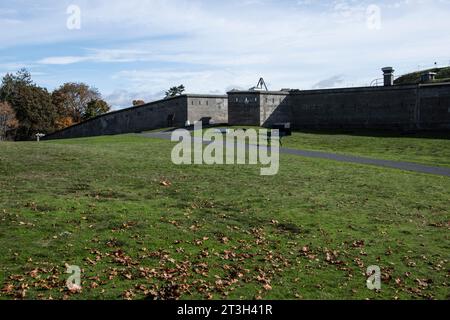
<box><xmin>133</xmin><ymin>100</ymin><xmax>145</xmax><ymax>106</ymax></box>
<box><xmin>0</xmin><ymin>101</ymin><xmax>19</xmax><ymax>140</ymax></box>
<box><xmin>55</xmin><ymin>116</ymin><xmax>75</xmax><ymax>130</ymax></box>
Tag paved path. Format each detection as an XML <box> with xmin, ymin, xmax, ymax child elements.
<box><xmin>140</xmin><ymin>132</ymin><xmax>450</xmax><ymax>177</ymax></box>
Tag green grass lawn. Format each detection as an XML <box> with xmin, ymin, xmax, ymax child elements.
<box><xmin>281</xmin><ymin>131</ymin><xmax>450</xmax><ymax>168</ymax></box>
<box><xmin>0</xmin><ymin>134</ymin><xmax>449</xmax><ymax>300</ymax></box>
<box><xmin>202</xmin><ymin>127</ymin><xmax>450</xmax><ymax>168</ymax></box>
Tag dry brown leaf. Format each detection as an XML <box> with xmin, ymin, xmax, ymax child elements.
<box><xmin>1</xmin><ymin>283</ymin><xmax>14</xmax><ymax>293</ymax></box>
<box><xmin>160</xmin><ymin>180</ymin><xmax>172</xmax><ymax>187</ymax></box>
<box><xmin>263</xmin><ymin>284</ymin><xmax>272</xmax><ymax>291</ymax></box>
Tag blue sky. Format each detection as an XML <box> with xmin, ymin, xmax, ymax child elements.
<box><xmin>1</xmin><ymin>0</ymin><xmax>450</xmax><ymax>109</ymax></box>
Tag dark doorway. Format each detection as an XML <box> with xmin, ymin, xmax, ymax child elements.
<box><xmin>167</xmin><ymin>114</ymin><xmax>175</xmax><ymax>127</ymax></box>
<box><xmin>200</xmin><ymin>117</ymin><xmax>212</xmax><ymax>126</ymax></box>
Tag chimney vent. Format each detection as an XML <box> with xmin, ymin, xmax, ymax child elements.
<box><xmin>382</xmin><ymin>67</ymin><xmax>395</xmax><ymax>86</ymax></box>
<box><xmin>420</xmin><ymin>72</ymin><xmax>437</xmax><ymax>83</ymax></box>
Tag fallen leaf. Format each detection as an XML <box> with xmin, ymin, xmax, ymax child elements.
<box><xmin>160</xmin><ymin>180</ymin><xmax>172</xmax><ymax>187</ymax></box>
<box><xmin>1</xmin><ymin>284</ymin><xmax>14</xmax><ymax>293</ymax></box>
<box><xmin>263</xmin><ymin>284</ymin><xmax>272</xmax><ymax>291</ymax></box>
<box><xmin>68</xmin><ymin>284</ymin><xmax>82</xmax><ymax>294</ymax></box>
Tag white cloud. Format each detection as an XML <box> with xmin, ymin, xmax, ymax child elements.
<box><xmin>313</xmin><ymin>75</ymin><xmax>345</xmax><ymax>89</ymax></box>
<box><xmin>105</xmin><ymin>89</ymin><xmax>166</xmax><ymax>109</ymax></box>
<box><xmin>38</xmin><ymin>56</ymin><xmax>89</xmax><ymax>65</ymax></box>
<box><xmin>38</xmin><ymin>49</ymin><xmax>152</xmax><ymax>65</ymax></box>
<box><xmin>1</xmin><ymin>0</ymin><xmax>450</xmax><ymax>109</ymax></box>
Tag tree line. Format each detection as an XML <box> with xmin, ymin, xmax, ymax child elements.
<box><xmin>0</xmin><ymin>69</ymin><xmax>110</xmax><ymax>141</ymax></box>
<box><xmin>0</xmin><ymin>68</ymin><xmax>188</xmax><ymax>141</ymax></box>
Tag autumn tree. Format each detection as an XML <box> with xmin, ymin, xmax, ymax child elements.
<box><xmin>55</xmin><ymin>117</ymin><xmax>74</xmax><ymax>130</ymax></box>
<box><xmin>165</xmin><ymin>85</ymin><xmax>185</xmax><ymax>98</ymax></box>
<box><xmin>0</xmin><ymin>69</ymin><xmax>58</xmax><ymax>140</ymax></box>
<box><xmin>0</xmin><ymin>102</ymin><xmax>19</xmax><ymax>141</ymax></box>
<box><xmin>8</xmin><ymin>85</ymin><xmax>58</xmax><ymax>139</ymax></box>
<box><xmin>83</xmin><ymin>99</ymin><xmax>111</xmax><ymax>120</ymax></box>
<box><xmin>0</xmin><ymin>70</ymin><xmax>109</xmax><ymax>138</ymax></box>
<box><xmin>132</xmin><ymin>100</ymin><xmax>145</xmax><ymax>106</ymax></box>
<box><xmin>52</xmin><ymin>82</ymin><xmax>102</xmax><ymax>123</ymax></box>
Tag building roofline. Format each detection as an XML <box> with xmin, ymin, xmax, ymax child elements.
<box><xmin>227</xmin><ymin>90</ymin><xmax>291</xmax><ymax>95</ymax></box>
<box><xmin>418</xmin><ymin>81</ymin><xmax>450</xmax><ymax>87</ymax></box>
<box><xmin>228</xmin><ymin>82</ymin><xmax>450</xmax><ymax>96</ymax></box>
<box><xmin>184</xmin><ymin>94</ymin><xmax>227</xmax><ymax>98</ymax></box>
<box><xmin>293</xmin><ymin>82</ymin><xmax>450</xmax><ymax>95</ymax></box>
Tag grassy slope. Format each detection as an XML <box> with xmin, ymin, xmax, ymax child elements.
<box><xmin>281</xmin><ymin>131</ymin><xmax>450</xmax><ymax>168</ymax></box>
<box><xmin>394</xmin><ymin>66</ymin><xmax>450</xmax><ymax>85</ymax></box>
<box><xmin>0</xmin><ymin>135</ymin><xmax>449</xmax><ymax>300</ymax></box>
<box><xmin>205</xmin><ymin>127</ymin><xmax>450</xmax><ymax>168</ymax></box>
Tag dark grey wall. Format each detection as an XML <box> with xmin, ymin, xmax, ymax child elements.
<box><xmin>46</xmin><ymin>96</ymin><xmax>188</xmax><ymax>140</ymax></box>
<box><xmin>291</xmin><ymin>86</ymin><xmax>418</xmax><ymax>130</ymax></box>
<box><xmin>228</xmin><ymin>92</ymin><xmax>261</xmax><ymax>126</ymax></box>
<box><xmin>46</xmin><ymin>83</ymin><xmax>450</xmax><ymax>141</ymax></box>
<box><xmin>416</xmin><ymin>83</ymin><xmax>450</xmax><ymax>130</ymax></box>
<box><xmin>291</xmin><ymin>83</ymin><xmax>450</xmax><ymax>130</ymax></box>
<box><xmin>228</xmin><ymin>83</ymin><xmax>450</xmax><ymax>131</ymax></box>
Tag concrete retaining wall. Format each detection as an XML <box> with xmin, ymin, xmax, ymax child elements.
<box><xmin>227</xmin><ymin>91</ymin><xmax>292</xmax><ymax>126</ymax></box>
<box><xmin>228</xmin><ymin>83</ymin><xmax>450</xmax><ymax>131</ymax></box>
<box><xmin>187</xmin><ymin>95</ymin><xmax>228</xmax><ymax>124</ymax></box>
<box><xmin>291</xmin><ymin>83</ymin><xmax>450</xmax><ymax>130</ymax></box>
<box><xmin>260</xmin><ymin>92</ymin><xmax>291</xmax><ymax>126</ymax></box>
<box><xmin>228</xmin><ymin>92</ymin><xmax>261</xmax><ymax>126</ymax></box>
<box><xmin>46</xmin><ymin>82</ymin><xmax>450</xmax><ymax>141</ymax></box>
<box><xmin>416</xmin><ymin>83</ymin><xmax>450</xmax><ymax>130</ymax></box>
<box><xmin>45</xmin><ymin>94</ymin><xmax>228</xmax><ymax>140</ymax></box>
<box><xmin>291</xmin><ymin>85</ymin><xmax>419</xmax><ymax>130</ymax></box>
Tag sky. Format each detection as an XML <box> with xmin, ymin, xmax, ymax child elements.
<box><xmin>1</xmin><ymin>0</ymin><xmax>450</xmax><ymax>110</ymax></box>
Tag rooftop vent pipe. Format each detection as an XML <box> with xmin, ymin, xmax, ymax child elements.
<box><xmin>420</xmin><ymin>72</ymin><xmax>437</xmax><ymax>83</ymax></box>
<box><xmin>382</xmin><ymin>67</ymin><xmax>395</xmax><ymax>86</ymax></box>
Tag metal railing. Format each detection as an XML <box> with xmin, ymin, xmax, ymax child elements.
<box><xmin>370</xmin><ymin>78</ymin><xmax>383</xmax><ymax>87</ymax></box>
<box><xmin>370</xmin><ymin>76</ymin><xmax>402</xmax><ymax>87</ymax></box>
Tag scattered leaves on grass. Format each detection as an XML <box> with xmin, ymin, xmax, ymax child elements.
<box><xmin>160</xmin><ymin>180</ymin><xmax>172</xmax><ymax>187</ymax></box>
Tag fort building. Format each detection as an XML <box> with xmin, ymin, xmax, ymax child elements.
<box><xmin>45</xmin><ymin>67</ymin><xmax>450</xmax><ymax>140</ymax></box>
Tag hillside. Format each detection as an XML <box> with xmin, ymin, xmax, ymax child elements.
<box><xmin>394</xmin><ymin>66</ymin><xmax>450</xmax><ymax>85</ymax></box>
<box><xmin>0</xmin><ymin>134</ymin><xmax>449</xmax><ymax>300</ymax></box>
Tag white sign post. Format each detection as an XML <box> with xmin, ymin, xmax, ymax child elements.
<box><xmin>36</xmin><ymin>133</ymin><xmax>45</xmax><ymax>142</ymax></box>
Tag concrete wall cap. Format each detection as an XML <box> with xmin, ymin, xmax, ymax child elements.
<box><xmin>227</xmin><ymin>90</ymin><xmax>290</xmax><ymax>95</ymax></box>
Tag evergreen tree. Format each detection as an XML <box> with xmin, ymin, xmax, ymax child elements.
<box><xmin>165</xmin><ymin>85</ymin><xmax>185</xmax><ymax>98</ymax></box>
